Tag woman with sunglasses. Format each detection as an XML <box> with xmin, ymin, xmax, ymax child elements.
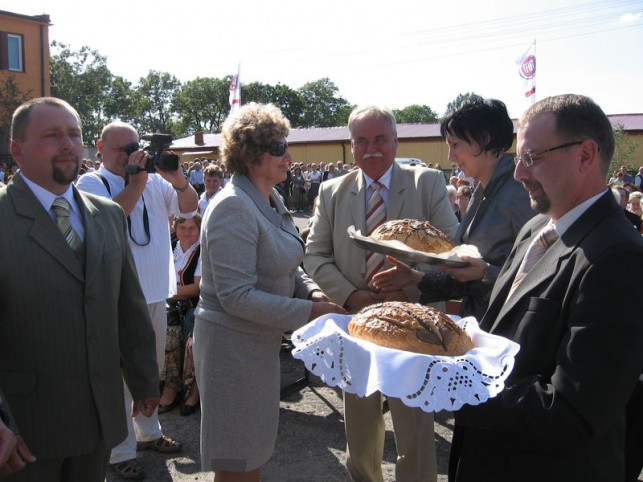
<box><xmin>373</xmin><ymin>95</ymin><xmax>535</xmax><ymax>322</ymax></box>
<box><xmin>193</xmin><ymin>103</ymin><xmax>345</xmax><ymax>482</ymax></box>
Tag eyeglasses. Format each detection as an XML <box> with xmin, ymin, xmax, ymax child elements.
<box><xmin>261</xmin><ymin>141</ymin><xmax>288</xmax><ymax>157</ymax></box>
<box><xmin>514</xmin><ymin>140</ymin><xmax>584</xmax><ymax>167</ymax></box>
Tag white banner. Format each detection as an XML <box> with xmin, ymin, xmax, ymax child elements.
<box><xmin>229</xmin><ymin>64</ymin><xmax>241</xmax><ymax>115</ymax></box>
<box><xmin>516</xmin><ymin>41</ymin><xmax>536</xmax><ymax>103</ymax></box>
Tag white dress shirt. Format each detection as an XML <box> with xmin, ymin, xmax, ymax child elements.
<box><xmin>76</xmin><ymin>166</ymin><xmax>196</xmax><ymax>303</ymax></box>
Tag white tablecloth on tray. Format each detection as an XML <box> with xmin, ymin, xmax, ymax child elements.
<box><xmin>291</xmin><ymin>314</ymin><xmax>520</xmax><ymax>412</ymax></box>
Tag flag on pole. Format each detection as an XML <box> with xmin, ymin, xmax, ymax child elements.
<box><xmin>516</xmin><ymin>40</ymin><xmax>536</xmax><ymax>103</ymax></box>
<box><xmin>229</xmin><ymin>64</ymin><xmax>241</xmax><ymax>116</ymax></box>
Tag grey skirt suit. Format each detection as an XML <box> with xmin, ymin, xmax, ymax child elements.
<box><xmin>194</xmin><ymin>174</ymin><xmax>318</xmax><ymax>472</ymax></box>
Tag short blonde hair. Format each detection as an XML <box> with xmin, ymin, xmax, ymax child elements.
<box><xmin>221</xmin><ymin>103</ymin><xmax>290</xmax><ymax>176</ymax></box>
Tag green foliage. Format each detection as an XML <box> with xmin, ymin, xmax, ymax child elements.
<box><xmin>0</xmin><ymin>74</ymin><xmax>33</xmax><ymax>161</ymax></box>
<box><xmin>173</xmin><ymin>76</ymin><xmax>230</xmax><ymax>136</ymax></box>
<box><xmin>50</xmin><ymin>41</ymin><xmax>114</xmax><ymax>145</ymax></box>
<box><xmin>444</xmin><ymin>92</ymin><xmax>477</xmax><ymax>117</ymax></box>
<box><xmin>610</xmin><ymin>124</ymin><xmax>639</xmax><ymax>175</ymax></box>
<box><xmin>394</xmin><ymin>104</ymin><xmax>439</xmax><ymax>123</ymax></box>
<box><xmin>136</xmin><ymin>71</ymin><xmax>181</xmax><ymax>137</ymax></box>
<box><xmin>298</xmin><ymin>78</ymin><xmax>353</xmax><ymax>128</ymax></box>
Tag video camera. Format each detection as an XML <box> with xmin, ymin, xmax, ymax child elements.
<box><xmin>124</xmin><ymin>133</ymin><xmax>180</xmax><ymax>174</ymax></box>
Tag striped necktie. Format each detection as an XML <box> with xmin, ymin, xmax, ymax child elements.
<box><xmin>52</xmin><ymin>197</ymin><xmax>82</xmax><ymax>251</ymax></box>
<box><xmin>507</xmin><ymin>223</ymin><xmax>559</xmax><ymax>300</ymax></box>
<box><xmin>365</xmin><ymin>181</ymin><xmax>387</xmax><ymax>285</ymax></box>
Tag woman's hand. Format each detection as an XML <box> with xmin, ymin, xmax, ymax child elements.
<box><xmin>440</xmin><ymin>256</ymin><xmax>488</xmax><ymax>282</ymax></box>
<box><xmin>309</xmin><ymin>301</ymin><xmax>348</xmax><ymax>320</ymax></box>
<box><xmin>372</xmin><ymin>256</ymin><xmax>423</xmax><ymax>291</ymax></box>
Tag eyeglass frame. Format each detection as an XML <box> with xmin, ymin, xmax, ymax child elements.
<box><xmin>513</xmin><ymin>140</ymin><xmax>585</xmax><ymax>167</ymax></box>
<box><xmin>261</xmin><ymin>141</ymin><xmax>288</xmax><ymax>157</ymax></box>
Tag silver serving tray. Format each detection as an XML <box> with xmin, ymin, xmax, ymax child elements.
<box><xmin>347</xmin><ymin>225</ymin><xmax>469</xmax><ymax>268</ymax></box>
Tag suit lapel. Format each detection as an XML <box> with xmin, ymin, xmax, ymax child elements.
<box><xmin>349</xmin><ymin>173</ymin><xmax>368</xmax><ymax>234</ymax></box>
<box><xmin>10</xmin><ymin>174</ymin><xmax>84</xmax><ymax>282</ymax></box>
<box><xmin>387</xmin><ymin>164</ymin><xmax>406</xmax><ymax>220</ymax></box>
<box><xmin>78</xmin><ymin>189</ymin><xmax>104</xmax><ymax>287</ymax></box>
<box><xmin>232</xmin><ymin>174</ymin><xmax>305</xmax><ymax>251</ymax></box>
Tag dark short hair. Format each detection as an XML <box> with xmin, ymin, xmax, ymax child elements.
<box><xmin>519</xmin><ymin>94</ymin><xmax>614</xmax><ymax>174</ymax></box>
<box><xmin>221</xmin><ymin>103</ymin><xmax>290</xmax><ymax>176</ymax></box>
<box><xmin>440</xmin><ymin>95</ymin><xmax>514</xmax><ymax>155</ymax></box>
<box><xmin>11</xmin><ymin>97</ymin><xmax>80</xmax><ymax>142</ymax></box>
<box><xmin>173</xmin><ymin>213</ymin><xmax>202</xmax><ymax>231</ymax></box>
<box><xmin>204</xmin><ymin>165</ymin><xmax>223</xmax><ymax>179</ymax></box>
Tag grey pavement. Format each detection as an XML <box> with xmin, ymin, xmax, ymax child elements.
<box><xmin>107</xmin><ymin>348</ymin><xmax>455</xmax><ymax>482</ymax></box>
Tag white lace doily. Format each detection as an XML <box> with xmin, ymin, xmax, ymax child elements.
<box><xmin>291</xmin><ymin>314</ymin><xmax>520</xmax><ymax>412</ymax></box>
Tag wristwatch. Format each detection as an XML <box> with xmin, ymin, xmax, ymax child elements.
<box><xmin>173</xmin><ymin>180</ymin><xmax>190</xmax><ymax>192</ymax></box>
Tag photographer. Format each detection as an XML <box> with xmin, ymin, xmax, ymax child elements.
<box><xmin>76</xmin><ymin>121</ymin><xmax>198</xmax><ymax>480</ymax></box>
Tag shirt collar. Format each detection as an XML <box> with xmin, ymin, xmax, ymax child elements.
<box><xmin>362</xmin><ymin>163</ymin><xmax>394</xmax><ymax>191</ymax></box>
<box><xmin>553</xmin><ymin>189</ymin><xmax>608</xmax><ymax>236</ymax></box>
<box><xmin>20</xmin><ymin>173</ymin><xmax>78</xmax><ymax>215</ymax></box>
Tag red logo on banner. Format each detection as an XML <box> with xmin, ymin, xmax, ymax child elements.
<box><xmin>520</xmin><ymin>55</ymin><xmax>536</xmax><ymax>79</ymax></box>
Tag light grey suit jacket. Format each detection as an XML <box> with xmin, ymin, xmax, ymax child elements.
<box><xmin>0</xmin><ymin>173</ymin><xmax>159</xmax><ymax>459</ymax></box>
<box><xmin>196</xmin><ymin>174</ymin><xmax>319</xmax><ymax>334</ymax></box>
<box><xmin>304</xmin><ymin>163</ymin><xmax>459</xmax><ymax>307</ymax></box>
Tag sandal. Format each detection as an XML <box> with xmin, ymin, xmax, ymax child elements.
<box><xmin>111</xmin><ymin>459</ymin><xmax>146</xmax><ymax>480</ymax></box>
<box><xmin>136</xmin><ymin>434</ymin><xmax>182</xmax><ymax>453</ymax></box>
<box><xmin>157</xmin><ymin>399</ymin><xmax>178</xmax><ymax>414</ymax></box>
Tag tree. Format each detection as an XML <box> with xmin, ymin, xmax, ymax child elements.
<box><xmin>103</xmin><ymin>76</ymin><xmax>144</xmax><ymax>130</ymax></box>
<box><xmin>50</xmin><ymin>41</ymin><xmax>114</xmax><ymax>145</ymax></box>
<box><xmin>298</xmin><ymin>78</ymin><xmax>352</xmax><ymax>128</ymax></box>
<box><xmin>173</xmin><ymin>76</ymin><xmax>230</xmax><ymax>136</ymax></box>
<box><xmin>610</xmin><ymin>123</ymin><xmax>639</xmax><ymax>176</ymax></box>
<box><xmin>136</xmin><ymin>70</ymin><xmax>182</xmax><ymax>137</ymax></box>
<box><xmin>241</xmin><ymin>82</ymin><xmax>305</xmax><ymax>127</ymax></box>
<box><xmin>0</xmin><ymin>74</ymin><xmax>33</xmax><ymax>161</ymax></box>
<box><xmin>394</xmin><ymin>104</ymin><xmax>439</xmax><ymax>123</ymax></box>
<box><xmin>443</xmin><ymin>92</ymin><xmax>477</xmax><ymax>117</ymax></box>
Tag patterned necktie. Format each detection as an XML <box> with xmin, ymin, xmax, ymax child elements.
<box><xmin>507</xmin><ymin>223</ymin><xmax>559</xmax><ymax>299</ymax></box>
<box><xmin>52</xmin><ymin>197</ymin><xmax>82</xmax><ymax>250</ymax></box>
<box><xmin>365</xmin><ymin>181</ymin><xmax>387</xmax><ymax>285</ymax></box>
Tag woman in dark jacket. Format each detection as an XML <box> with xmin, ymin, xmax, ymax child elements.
<box><xmin>373</xmin><ymin>95</ymin><xmax>535</xmax><ymax>320</ymax></box>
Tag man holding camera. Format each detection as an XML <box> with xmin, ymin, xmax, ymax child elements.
<box><xmin>77</xmin><ymin>121</ymin><xmax>198</xmax><ymax>480</ymax></box>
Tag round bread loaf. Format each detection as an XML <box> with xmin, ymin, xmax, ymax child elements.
<box><xmin>347</xmin><ymin>302</ymin><xmax>473</xmax><ymax>356</ymax></box>
<box><xmin>370</xmin><ymin>219</ymin><xmax>453</xmax><ymax>254</ymax></box>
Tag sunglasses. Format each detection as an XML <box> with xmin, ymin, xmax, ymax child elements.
<box><xmin>262</xmin><ymin>141</ymin><xmax>288</xmax><ymax>157</ymax></box>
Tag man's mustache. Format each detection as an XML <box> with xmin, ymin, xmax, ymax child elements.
<box><xmin>522</xmin><ymin>180</ymin><xmax>542</xmax><ymax>190</ymax></box>
<box><xmin>362</xmin><ymin>152</ymin><xmax>384</xmax><ymax>159</ymax></box>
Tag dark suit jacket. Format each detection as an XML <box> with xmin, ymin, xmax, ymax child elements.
<box><xmin>0</xmin><ymin>173</ymin><xmax>159</xmax><ymax>459</ymax></box>
<box><xmin>452</xmin><ymin>191</ymin><xmax>643</xmax><ymax>482</ymax></box>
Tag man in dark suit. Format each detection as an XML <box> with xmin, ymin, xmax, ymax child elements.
<box><xmin>0</xmin><ymin>97</ymin><xmax>159</xmax><ymax>481</ymax></box>
<box><xmin>450</xmin><ymin>94</ymin><xmax>643</xmax><ymax>481</ymax></box>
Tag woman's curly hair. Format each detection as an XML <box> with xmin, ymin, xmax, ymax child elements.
<box><xmin>221</xmin><ymin>103</ymin><xmax>290</xmax><ymax>176</ymax></box>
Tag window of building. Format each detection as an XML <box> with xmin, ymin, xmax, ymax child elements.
<box><xmin>7</xmin><ymin>34</ymin><xmax>23</xmax><ymax>72</ymax></box>
<box><xmin>0</xmin><ymin>32</ymin><xmax>24</xmax><ymax>72</ymax></box>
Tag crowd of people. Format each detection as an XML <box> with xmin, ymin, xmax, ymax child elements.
<box><xmin>1</xmin><ymin>92</ymin><xmax>643</xmax><ymax>482</ymax></box>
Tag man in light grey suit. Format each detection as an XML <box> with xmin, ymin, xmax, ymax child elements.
<box><xmin>0</xmin><ymin>97</ymin><xmax>159</xmax><ymax>481</ymax></box>
<box><xmin>304</xmin><ymin>105</ymin><xmax>459</xmax><ymax>482</ymax></box>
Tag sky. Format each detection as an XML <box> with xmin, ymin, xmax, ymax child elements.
<box><xmin>6</xmin><ymin>0</ymin><xmax>643</xmax><ymax>119</ymax></box>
